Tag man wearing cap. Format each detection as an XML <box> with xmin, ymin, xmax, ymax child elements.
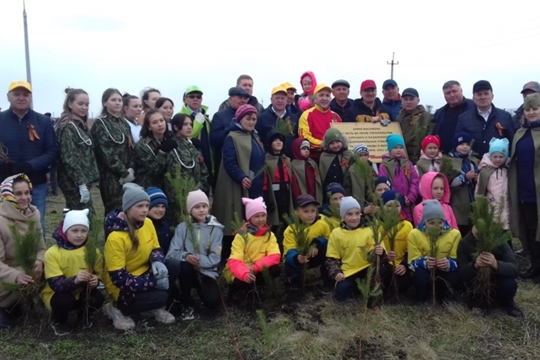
<box><xmin>330</xmin><ymin>80</ymin><xmax>354</xmax><ymax>122</ymax></box>
<box><xmin>382</xmin><ymin>79</ymin><xmax>402</xmax><ymax>120</ymax></box>
<box><xmin>0</xmin><ymin>80</ymin><xmax>59</xmax><ymax>232</ymax></box>
<box><xmin>180</xmin><ymin>86</ymin><xmax>214</xmax><ymax>186</ymax></box>
<box><xmin>395</xmin><ymin>88</ymin><xmax>432</xmax><ymax>163</ymax></box>
<box><xmin>256</xmin><ymin>85</ymin><xmax>299</xmax><ymax>158</ymax></box>
<box><xmin>281</xmin><ymin>82</ymin><xmax>299</xmax><ymax>116</ymax></box>
<box><xmin>456</xmin><ymin>80</ymin><xmax>514</xmax><ymax>157</ymax></box>
<box><xmin>298</xmin><ymin>84</ymin><xmax>342</xmax><ymax>160</ymax></box>
<box><xmin>349</xmin><ymin>80</ymin><xmax>392</xmax><ymax>124</ymax></box>
<box><xmin>218</xmin><ymin>74</ymin><xmax>264</xmax><ymax>113</ymax></box>
<box><xmin>512</xmin><ymin>81</ymin><xmax>540</xmax><ymax>131</ymax></box>
<box><xmin>433</xmin><ymin>80</ymin><xmax>476</xmax><ymax>154</ymax></box>
<box><xmin>210</xmin><ymin>87</ymin><xmax>250</xmax><ymax>178</ymax></box>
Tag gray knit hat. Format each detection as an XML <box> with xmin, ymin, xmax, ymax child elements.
<box><xmin>340</xmin><ymin>196</ymin><xmax>361</xmax><ymax>218</ymax></box>
<box><xmin>421</xmin><ymin>199</ymin><xmax>445</xmax><ymax>222</ymax></box>
<box><xmin>122</xmin><ymin>183</ymin><xmax>150</xmax><ymax>211</ymax></box>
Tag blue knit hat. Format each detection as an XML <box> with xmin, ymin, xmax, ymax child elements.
<box><xmin>452</xmin><ymin>132</ymin><xmax>472</xmax><ymax>150</ymax></box>
<box><xmin>488</xmin><ymin>138</ymin><xmax>509</xmax><ymax>159</ymax></box>
<box><xmin>374</xmin><ymin>176</ymin><xmax>392</xmax><ymax>189</ymax></box>
<box><xmin>386</xmin><ymin>134</ymin><xmax>405</xmax><ymax>152</ymax></box>
<box><xmin>340</xmin><ymin>196</ymin><xmax>361</xmax><ymax>218</ymax></box>
<box><xmin>381</xmin><ymin>190</ymin><xmax>404</xmax><ymax>208</ymax></box>
<box><xmin>326</xmin><ymin>182</ymin><xmax>346</xmax><ymax>196</ymax></box>
<box><xmin>353</xmin><ymin>143</ymin><xmax>369</xmax><ymax>155</ymax></box>
<box><xmin>146</xmin><ymin>187</ymin><xmax>168</xmax><ymax>209</ymax></box>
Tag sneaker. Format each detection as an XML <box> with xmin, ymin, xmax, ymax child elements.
<box><xmin>181</xmin><ymin>307</ymin><xmax>194</xmax><ymax>321</ymax></box>
<box><xmin>51</xmin><ymin>322</ymin><xmax>70</xmax><ymax>336</ymax></box>
<box><xmin>141</xmin><ymin>308</ymin><xmax>175</xmax><ymax>324</ymax></box>
<box><xmin>102</xmin><ymin>302</ymin><xmax>135</xmax><ymax>330</ymax></box>
<box><xmin>503</xmin><ymin>302</ymin><xmax>524</xmax><ymax>318</ymax></box>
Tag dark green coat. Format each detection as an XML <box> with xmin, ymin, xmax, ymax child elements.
<box><xmin>395</xmin><ymin>105</ymin><xmax>432</xmax><ymax>163</ymax></box>
<box><xmin>291</xmin><ymin>159</ymin><xmax>323</xmax><ymax>204</ymax></box>
<box><xmin>133</xmin><ymin>136</ymin><xmax>169</xmax><ymax>190</ymax></box>
<box><xmin>344</xmin><ymin>158</ymin><xmax>371</xmax><ymax>208</ymax></box>
<box><xmin>448</xmin><ymin>156</ymin><xmax>479</xmax><ymax>226</ymax></box>
<box><xmin>319</xmin><ymin>149</ymin><xmax>353</xmax><ymax>186</ymax></box>
<box><xmin>265</xmin><ymin>153</ymin><xmax>293</xmax><ymax>225</ymax></box>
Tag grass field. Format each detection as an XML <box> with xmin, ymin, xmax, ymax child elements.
<box><xmin>0</xmin><ymin>189</ymin><xmax>539</xmax><ymax>360</ymax></box>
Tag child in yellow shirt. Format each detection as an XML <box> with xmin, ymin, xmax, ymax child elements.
<box><xmin>42</xmin><ymin>209</ymin><xmax>104</xmax><ymax>336</ymax></box>
<box><xmin>326</xmin><ymin>197</ymin><xmax>386</xmax><ymax>303</ymax></box>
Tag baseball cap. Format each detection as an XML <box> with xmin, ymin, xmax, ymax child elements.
<box><xmin>295</xmin><ymin>194</ymin><xmax>320</xmax><ymax>208</ymax></box>
<box><xmin>185</xmin><ymin>86</ymin><xmax>203</xmax><ymax>95</ymax></box>
<box><xmin>331</xmin><ymin>80</ymin><xmax>350</xmax><ymax>89</ymax></box>
<box><xmin>521</xmin><ymin>81</ymin><xmax>540</xmax><ymax>94</ymax></box>
<box><xmin>360</xmin><ymin>80</ymin><xmax>377</xmax><ymax>91</ymax></box>
<box><xmin>8</xmin><ymin>80</ymin><xmax>32</xmax><ymax>93</ymax></box>
<box><xmin>314</xmin><ymin>84</ymin><xmax>332</xmax><ymax>94</ymax></box>
<box><xmin>271</xmin><ymin>85</ymin><xmax>288</xmax><ymax>96</ymax></box>
<box><xmin>281</xmin><ymin>82</ymin><xmax>297</xmax><ymax>92</ymax></box>
<box><xmin>382</xmin><ymin>79</ymin><xmax>398</xmax><ymax>89</ymax></box>
<box><xmin>473</xmin><ymin>80</ymin><xmax>493</xmax><ymax>93</ymax></box>
<box><xmin>402</xmin><ymin>88</ymin><xmax>419</xmax><ymax>98</ymax></box>
<box><xmin>228</xmin><ymin>87</ymin><xmax>250</xmax><ymax>97</ymax></box>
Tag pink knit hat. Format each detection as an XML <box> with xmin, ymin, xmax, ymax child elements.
<box><xmin>242</xmin><ymin>197</ymin><xmax>267</xmax><ymax>221</ymax></box>
<box><xmin>235</xmin><ymin>104</ymin><xmax>258</xmax><ymax>122</ymax></box>
<box><xmin>187</xmin><ymin>190</ymin><xmax>209</xmax><ymax>215</ymax></box>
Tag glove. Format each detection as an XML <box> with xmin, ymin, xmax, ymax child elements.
<box><xmin>194</xmin><ymin>112</ymin><xmax>206</xmax><ymax>124</ymax></box>
<box><xmin>119</xmin><ymin>168</ymin><xmax>135</xmax><ymax>185</ymax></box>
<box><xmin>151</xmin><ymin>261</ymin><xmax>168</xmax><ymax>279</ymax></box>
<box><xmin>156</xmin><ymin>277</ymin><xmax>169</xmax><ymax>291</ymax></box>
<box><xmin>380</xmin><ymin>119</ymin><xmax>391</xmax><ymax>126</ymax></box>
<box><xmin>12</xmin><ymin>162</ymin><xmax>32</xmax><ymax>175</ymax></box>
<box><xmin>159</xmin><ymin>139</ymin><xmax>177</xmax><ymax>153</ymax></box>
<box><xmin>78</xmin><ymin>185</ymin><xmax>91</xmax><ymax>204</ymax></box>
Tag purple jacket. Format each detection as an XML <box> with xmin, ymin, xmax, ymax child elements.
<box><xmin>378</xmin><ymin>154</ymin><xmax>420</xmax><ymax>221</ymax></box>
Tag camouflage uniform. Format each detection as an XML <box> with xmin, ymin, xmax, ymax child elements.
<box><xmin>133</xmin><ymin>136</ymin><xmax>169</xmax><ymax>190</ymax></box>
<box><xmin>90</xmin><ymin>114</ymin><xmax>133</xmax><ymax>215</ymax></box>
<box><xmin>56</xmin><ymin>118</ymin><xmax>100</xmax><ymax>217</ymax></box>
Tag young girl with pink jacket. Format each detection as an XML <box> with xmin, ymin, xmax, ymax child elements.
<box><xmin>413</xmin><ymin>172</ymin><xmax>458</xmax><ymax>229</ymax></box>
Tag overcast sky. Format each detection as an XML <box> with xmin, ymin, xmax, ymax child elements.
<box><xmin>1</xmin><ymin>0</ymin><xmax>539</xmax><ymax>117</ymax></box>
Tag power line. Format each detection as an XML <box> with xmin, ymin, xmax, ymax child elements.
<box><xmin>386</xmin><ymin>52</ymin><xmax>399</xmax><ymax>80</ymax></box>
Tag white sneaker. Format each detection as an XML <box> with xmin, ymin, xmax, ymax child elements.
<box><xmin>141</xmin><ymin>308</ymin><xmax>175</xmax><ymax>324</ymax></box>
<box><xmin>102</xmin><ymin>302</ymin><xmax>136</xmax><ymax>330</ymax></box>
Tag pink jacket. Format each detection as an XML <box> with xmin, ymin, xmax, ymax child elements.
<box><xmin>475</xmin><ymin>153</ymin><xmax>509</xmax><ymax>230</ymax></box>
<box><xmin>413</xmin><ymin>172</ymin><xmax>458</xmax><ymax>229</ymax></box>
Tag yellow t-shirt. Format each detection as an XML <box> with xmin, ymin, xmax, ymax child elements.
<box><xmin>41</xmin><ymin>245</ymin><xmax>103</xmax><ymax>311</ymax></box>
<box><xmin>381</xmin><ymin>220</ymin><xmax>413</xmax><ymax>267</ymax></box>
<box><xmin>282</xmin><ymin>218</ymin><xmax>331</xmax><ymax>261</ymax></box>
<box><xmin>104</xmin><ymin>218</ymin><xmax>160</xmax><ymax>301</ymax></box>
<box><xmin>407</xmin><ymin>228</ymin><xmax>461</xmax><ymax>263</ymax></box>
<box><xmin>319</xmin><ymin>214</ymin><xmax>341</xmax><ymax>231</ymax></box>
<box><xmin>223</xmin><ymin>231</ymin><xmax>281</xmax><ymax>283</ymax></box>
<box><xmin>327</xmin><ymin>226</ymin><xmax>384</xmax><ymax>277</ymax></box>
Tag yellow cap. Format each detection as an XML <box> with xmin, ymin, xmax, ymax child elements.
<box><xmin>8</xmin><ymin>80</ymin><xmax>32</xmax><ymax>93</ymax></box>
<box><xmin>280</xmin><ymin>82</ymin><xmax>297</xmax><ymax>92</ymax></box>
<box><xmin>314</xmin><ymin>83</ymin><xmax>332</xmax><ymax>94</ymax></box>
<box><xmin>271</xmin><ymin>85</ymin><xmax>288</xmax><ymax>96</ymax></box>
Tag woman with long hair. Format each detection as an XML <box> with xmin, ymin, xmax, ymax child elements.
<box><xmin>155</xmin><ymin>97</ymin><xmax>174</xmax><ymax>130</ymax></box>
<box><xmin>55</xmin><ymin>88</ymin><xmax>100</xmax><ymax>217</ymax></box>
<box><xmin>90</xmin><ymin>88</ymin><xmax>135</xmax><ymax>216</ymax></box>
<box><xmin>123</xmin><ymin>94</ymin><xmax>142</xmax><ymax>144</ymax></box>
<box><xmin>140</xmin><ymin>88</ymin><xmax>161</xmax><ymax>113</ymax></box>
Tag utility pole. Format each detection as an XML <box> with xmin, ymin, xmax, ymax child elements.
<box><xmin>23</xmin><ymin>0</ymin><xmax>32</xmax><ymax>85</ymax></box>
<box><xmin>386</xmin><ymin>52</ymin><xmax>399</xmax><ymax>80</ymax></box>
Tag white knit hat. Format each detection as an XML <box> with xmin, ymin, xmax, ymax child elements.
<box><xmin>63</xmin><ymin>209</ymin><xmax>90</xmax><ymax>233</ymax></box>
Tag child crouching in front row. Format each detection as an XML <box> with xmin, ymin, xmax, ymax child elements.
<box><xmin>224</xmin><ymin>197</ymin><xmax>281</xmax><ymax>302</ymax></box>
<box><xmin>326</xmin><ymin>197</ymin><xmax>387</xmax><ymax>305</ymax></box>
<box><xmin>42</xmin><ymin>209</ymin><xmax>104</xmax><ymax>336</ymax></box>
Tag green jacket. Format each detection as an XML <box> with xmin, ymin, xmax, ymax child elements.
<box><xmin>509</xmin><ymin>126</ymin><xmax>540</xmax><ymax>242</ymax></box>
<box><xmin>319</xmin><ymin>149</ymin><xmax>353</xmax><ymax>185</ymax></box>
<box><xmin>265</xmin><ymin>153</ymin><xmax>293</xmax><ymax>225</ymax></box>
<box><xmin>291</xmin><ymin>159</ymin><xmax>323</xmax><ymax>204</ymax></box>
<box><xmin>56</xmin><ymin>117</ymin><xmax>99</xmax><ymax>191</ymax></box>
<box><xmin>169</xmin><ymin>136</ymin><xmax>209</xmax><ymax>194</ymax></box>
<box><xmin>448</xmin><ymin>156</ymin><xmax>479</xmax><ymax>226</ymax></box>
<box><xmin>181</xmin><ymin>104</ymin><xmax>210</xmax><ymax>139</ymax></box>
<box><xmin>344</xmin><ymin>158</ymin><xmax>371</xmax><ymax>208</ymax></box>
<box><xmin>133</xmin><ymin>136</ymin><xmax>169</xmax><ymax>190</ymax></box>
<box><xmin>395</xmin><ymin>105</ymin><xmax>432</xmax><ymax>163</ymax></box>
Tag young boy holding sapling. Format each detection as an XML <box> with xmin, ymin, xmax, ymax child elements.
<box><xmin>167</xmin><ymin>190</ymin><xmax>223</xmax><ymax>320</ymax></box>
<box><xmin>319</xmin><ymin>128</ymin><xmax>352</xmax><ymax>202</ymax></box>
<box><xmin>408</xmin><ymin>200</ymin><xmax>461</xmax><ymax>303</ymax></box>
<box><xmin>319</xmin><ymin>183</ymin><xmax>345</xmax><ymax>230</ymax></box>
<box><xmin>344</xmin><ymin>144</ymin><xmax>378</xmax><ymax>216</ymax></box>
<box><xmin>291</xmin><ymin>137</ymin><xmax>323</xmax><ymax>203</ymax></box>
<box><xmin>42</xmin><ymin>209</ymin><xmax>104</xmax><ymax>336</ymax></box>
<box><xmin>416</xmin><ymin>135</ymin><xmax>443</xmax><ymax>178</ymax></box>
<box><xmin>326</xmin><ymin>197</ymin><xmax>386</xmax><ymax>304</ymax></box>
<box><xmin>283</xmin><ymin>194</ymin><xmax>331</xmax><ymax>289</ymax></box>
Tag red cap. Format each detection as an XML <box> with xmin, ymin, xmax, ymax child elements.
<box><xmin>421</xmin><ymin>135</ymin><xmax>441</xmax><ymax>152</ymax></box>
<box><xmin>360</xmin><ymin>80</ymin><xmax>377</xmax><ymax>91</ymax></box>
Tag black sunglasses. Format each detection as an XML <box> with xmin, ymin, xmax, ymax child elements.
<box><xmin>187</xmin><ymin>94</ymin><xmax>202</xmax><ymax>99</ymax></box>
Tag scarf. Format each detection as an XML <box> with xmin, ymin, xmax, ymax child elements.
<box><xmin>0</xmin><ymin>174</ymin><xmax>33</xmax><ymax>210</ymax></box>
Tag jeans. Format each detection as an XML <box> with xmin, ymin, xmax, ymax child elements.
<box><xmin>285</xmin><ymin>241</ymin><xmax>328</xmax><ymax>283</ymax></box>
<box><xmin>117</xmin><ymin>290</ymin><xmax>168</xmax><ymax>316</ymax></box>
<box><xmin>31</xmin><ymin>183</ymin><xmax>48</xmax><ymax>234</ymax></box>
<box><xmin>50</xmin><ymin>290</ymin><xmax>104</xmax><ymax>323</ymax></box>
<box><xmin>520</xmin><ymin>202</ymin><xmax>540</xmax><ymax>268</ymax></box>
<box><xmin>179</xmin><ymin>262</ymin><xmax>221</xmax><ymax>309</ymax></box>
<box><xmin>165</xmin><ymin>259</ymin><xmax>182</xmax><ymax>307</ymax></box>
<box><xmin>335</xmin><ymin>266</ymin><xmax>388</xmax><ymax>302</ymax></box>
<box><xmin>412</xmin><ymin>268</ymin><xmax>460</xmax><ymax>302</ymax></box>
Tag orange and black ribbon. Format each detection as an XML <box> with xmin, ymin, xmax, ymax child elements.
<box><xmin>27</xmin><ymin>125</ymin><xmax>40</xmax><ymax>141</ymax></box>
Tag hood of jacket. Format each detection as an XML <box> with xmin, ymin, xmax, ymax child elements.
<box><xmin>478</xmin><ymin>152</ymin><xmax>508</xmax><ymax>170</ymax></box>
<box><xmin>291</xmin><ymin>137</ymin><xmax>307</xmax><ymax>160</ymax></box>
<box><xmin>104</xmin><ymin>209</ymin><xmax>144</xmax><ymax>238</ymax></box>
<box><xmin>0</xmin><ymin>200</ymin><xmax>38</xmax><ymax>222</ymax></box>
<box><xmin>300</xmin><ymin>71</ymin><xmax>317</xmax><ymax>96</ymax></box>
<box><xmin>205</xmin><ymin>215</ymin><xmax>224</xmax><ymax>229</ymax></box>
<box><xmin>381</xmin><ymin>153</ymin><xmax>407</xmax><ymax>160</ymax></box>
<box><xmin>419</xmin><ymin>151</ymin><xmax>443</xmax><ymax>160</ymax></box>
<box><xmin>52</xmin><ymin>222</ymin><xmax>85</xmax><ymax>250</ymax></box>
<box><xmin>264</xmin><ymin>130</ymin><xmax>286</xmax><ymax>155</ymax></box>
<box><xmin>420</xmin><ymin>172</ymin><xmax>451</xmax><ymax>204</ymax></box>
<box><xmin>231</xmin><ymin>122</ymin><xmax>259</xmax><ymax>135</ymax></box>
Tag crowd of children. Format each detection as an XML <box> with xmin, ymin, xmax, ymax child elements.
<box><xmin>2</xmin><ymin>103</ymin><xmax>536</xmax><ymax>332</ymax></box>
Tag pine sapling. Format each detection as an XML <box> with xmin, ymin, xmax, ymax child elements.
<box><xmin>283</xmin><ymin>213</ymin><xmax>311</xmax><ymax>293</ymax></box>
<box><xmin>411</xmin><ymin>119</ymin><xmax>434</xmax><ymax>161</ymax></box>
<box><xmin>351</xmin><ymin>154</ymin><xmax>376</xmax><ymax>196</ymax></box>
<box><xmin>425</xmin><ymin>223</ymin><xmax>441</xmax><ymax>306</ymax></box>
<box><xmin>366</xmin><ymin>197</ymin><xmax>384</xmax><ymax>284</ymax></box>
<box><xmin>378</xmin><ymin>198</ymin><xmax>403</xmax><ymax>299</ymax></box>
<box><xmin>273</xmin><ymin>116</ymin><xmax>293</xmax><ymax>137</ymax></box>
<box><xmin>83</xmin><ymin>217</ymin><xmax>101</xmax><ymax>327</ymax></box>
<box><xmin>439</xmin><ymin>155</ymin><xmax>461</xmax><ymax>182</ymax></box>
<box><xmin>471</xmin><ymin>196</ymin><xmax>511</xmax><ymax>307</ymax></box>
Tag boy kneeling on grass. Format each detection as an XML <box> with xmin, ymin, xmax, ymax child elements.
<box><xmin>283</xmin><ymin>194</ymin><xmax>331</xmax><ymax>290</ymax></box>
<box><xmin>42</xmin><ymin>209</ymin><xmax>104</xmax><ymax>336</ymax></box>
<box><xmin>408</xmin><ymin>200</ymin><xmax>461</xmax><ymax>303</ymax></box>
<box><xmin>457</xmin><ymin>226</ymin><xmax>522</xmax><ymax>317</ymax></box>
<box><xmin>326</xmin><ymin>197</ymin><xmax>387</xmax><ymax>305</ymax></box>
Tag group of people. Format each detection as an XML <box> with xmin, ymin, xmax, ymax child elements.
<box><xmin>0</xmin><ymin>74</ymin><xmax>539</xmax><ymax>334</ymax></box>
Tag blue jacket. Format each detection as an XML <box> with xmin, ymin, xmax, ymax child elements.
<box><xmin>330</xmin><ymin>98</ymin><xmax>355</xmax><ymax>122</ymax></box>
<box><xmin>382</xmin><ymin>98</ymin><xmax>402</xmax><ymax>120</ymax></box>
<box><xmin>0</xmin><ymin>108</ymin><xmax>58</xmax><ymax>185</ymax></box>
<box><xmin>256</xmin><ymin>107</ymin><xmax>298</xmax><ymax>159</ymax></box>
<box><xmin>222</xmin><ymin>124</ymin><xmax>266</xmax><ymax>199</ymax></box>
<box><xmin>456</xmin><ymin>105</ymin><xmax>515</xmax><ymax>158</ymax></box>
<box><xmin>433</xmin><ymin>98</ymin><xmax>476</xmax><ymax>154</ymax></box>
<box><xmin>151</xmin><ymin>218</ymin><xmax>172</xmax><ymax>255</ymax></box>
<box><xmin>210</xmin><ymin>106</ymin><xmax>236</xmax><ymax>176</ymax></box>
